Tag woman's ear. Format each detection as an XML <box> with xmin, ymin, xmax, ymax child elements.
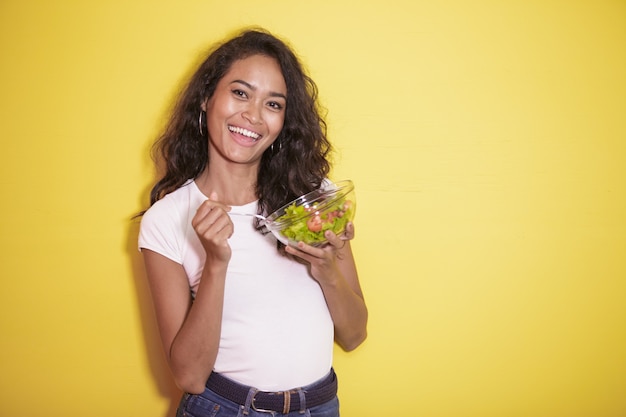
<box><xmin>201</xmin><ymin>98</ymin><xmax>207</xmax><ymax>112</ymax></box>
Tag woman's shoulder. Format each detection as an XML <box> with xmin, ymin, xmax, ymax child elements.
<box><xmin>142</xmin><ymin>180</ymin><xmax>198</xmax><ymax>223</ymax></box>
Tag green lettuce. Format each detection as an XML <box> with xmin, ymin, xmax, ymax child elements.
<box><xmin>275</xmin><ymin>198</ymin><xmax>353</xmax><ymax>245</ymax></box>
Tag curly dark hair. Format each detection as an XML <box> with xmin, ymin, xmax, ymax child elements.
<box><xmin>147</xmin><ymin>28</ymin><xmax>331</xmax><ymax>220</ymax></box>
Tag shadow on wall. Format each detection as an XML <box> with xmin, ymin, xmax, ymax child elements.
<box><xmin>122</xmin><ymin>44</ymin><xmax>219</xmax><ymax>417</ymax></box>
<box><xmin>126</xmin><ymin>186</ymin><xmax>182</xmax><ymax>417</ymax></box>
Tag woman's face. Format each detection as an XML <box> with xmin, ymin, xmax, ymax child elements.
<box><xmin>203</xmin><ymin>54</ymin><xmax>287</xmax><ymax>168</ymax></box>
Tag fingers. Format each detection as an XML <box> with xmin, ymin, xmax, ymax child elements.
<box><xmin>194</xmin><ymin>207</ymin><xmax>233</xmax><ymax>240</ymax></box>
<box><xmin>192</xmin><ymin>194</ymin><xmax>233</xmax><ymax>242</ymax></box>
<box><xmin>324</xmin><ymin>230</ymin><xmax>345</xmax><ymax>249</ymax></box>
<box><xmin>285</xmin><ymin>239</ymin><xmax>343</xmax><ymax>286</ymax></box>
<box><xmin>285</xmin><ymin>241</ymin><xmax>323</xmax><ymax>264</ymax></box>
<box><xmin>342</xmin><ymin>222</ymin><xmax>355</xmax><ymax>240</ymax></box>
<box><xmin>325</xmin><ymin>222</ymin><xmax>355</xmax><ymax>250</ymax></box>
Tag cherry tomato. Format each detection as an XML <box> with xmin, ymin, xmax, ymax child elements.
<box><xmin>307</xmin><ymin>215</ymin><xmax>323</xmax><ymax>232</ymax></box>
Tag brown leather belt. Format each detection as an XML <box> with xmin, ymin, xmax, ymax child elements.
<box><xmin>205</xmin><ymin>368</ymin><xmax>337</xmax><ymax>414</ymax></box>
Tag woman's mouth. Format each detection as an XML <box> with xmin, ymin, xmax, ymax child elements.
<box><xmin>228</xmin><ymin>125</ymin><xmax>261</xmax><ymax>141</ymax></box>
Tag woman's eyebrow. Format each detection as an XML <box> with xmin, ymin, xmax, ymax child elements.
<box><xmin>231</xmin><ymin>79</ymin><xmax>287</xmax><ymax>100</ymax></box>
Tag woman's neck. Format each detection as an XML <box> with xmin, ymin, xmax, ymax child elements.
<box><xmin>195</xmin><ymin>164</ymin><xmax>258</xmax><ymax>206</ymax></box>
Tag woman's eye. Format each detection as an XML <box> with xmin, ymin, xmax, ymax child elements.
<box><xmin>232</xmin><ymin>89</ymin><xmax>247</xmax><ymax>98</ymax></box>
<box><xmin>268</xmin><ymin>101</ymin><xmax>284</xmax><ymax>111</ymax></box>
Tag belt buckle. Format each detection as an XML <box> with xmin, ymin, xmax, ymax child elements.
<box><xmin>251</xmin><ymin>391</ymin><xmax>275</xmax><ymax>414</ymax></box>
<box><xmin>251</xmin><ymin>390</ymin><xmax>293</xmax><ymax>414</ymax></box>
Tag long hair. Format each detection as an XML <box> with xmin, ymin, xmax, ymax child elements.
<box><xmin>147</xmin><ymin>28</ymin><xmax>331</xmax><ymax>219</ymax></box>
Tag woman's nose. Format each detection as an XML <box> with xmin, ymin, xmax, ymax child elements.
<box><xmin>242</xmin><ymin>103</ymin><xmax>262</xmax><ymax>124</ymax></box>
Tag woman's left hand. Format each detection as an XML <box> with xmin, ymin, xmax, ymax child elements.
<box><xmin>285</xmin><ymin>222</ymin><xmax>355</xmax><ymax>285</ymax></box>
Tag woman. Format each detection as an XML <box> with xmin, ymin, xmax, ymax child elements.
<box><xmin>139</xmin><ymin>28</ymin><xmax>367</xmax><ymax>417</ymax></box>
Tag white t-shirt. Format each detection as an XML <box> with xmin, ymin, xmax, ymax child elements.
<box><xmin>138</xmin><ymin>180</ymin><xmax>334</xmax><ymax>390</ymax></box>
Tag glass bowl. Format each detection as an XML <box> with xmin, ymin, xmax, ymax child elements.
<box><xmin>265</xmin><ymin>180</ymin><xmax>356</xmax><ymax>247</ymax></box>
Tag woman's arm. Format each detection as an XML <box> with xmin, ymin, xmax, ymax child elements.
<box><xmin>142</xmin><ymin>197</ymin><xmax>233</xmax><ymax>394</ymax></box>
<box><xmin>142</xmin><ymin>249</ymin><xmax>227</xmax><ymax>394</ymax></box>
<box><xmin>285</xmin><ymin>223</ymin><xmax>368</xmax><ymax>351</ymax></box>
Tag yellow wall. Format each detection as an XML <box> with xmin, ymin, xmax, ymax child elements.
<box><xmin>1</xmin><ymin>1</ymin><xmax>625</xmax><ymax>416</ymax></box>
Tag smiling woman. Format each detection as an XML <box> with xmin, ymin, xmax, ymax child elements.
<box><xmin>201</xmin><ymin>54</ymin><xmax>287</xmax><ymax>175</ymax></box>
<box><xmin>137</xmin><ymin>28</ymin><xmax>367</xmax><ymax>417</ymax></box>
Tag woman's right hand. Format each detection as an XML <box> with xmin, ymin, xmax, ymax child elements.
<box><xmin>191</xmin><ymin>192</ymin><xmax>234</xmax><ymax>264</ymax></box>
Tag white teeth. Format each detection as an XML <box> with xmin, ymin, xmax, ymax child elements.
<box><xmin>228</xmin><ymin>125</ymin><xmax>260</xmax><ymax>140</ymax></box>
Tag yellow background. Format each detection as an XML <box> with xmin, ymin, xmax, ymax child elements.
<box><xmin>1</xmin><ymin>1</ymin><xmax>625</xmax><ymax>416</ymax></box>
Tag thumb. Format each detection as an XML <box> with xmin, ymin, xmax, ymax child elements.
<box><xmin>208</xmin><ymin>191</ymin><xmax>231</xmax><ymax>212</ymax></box>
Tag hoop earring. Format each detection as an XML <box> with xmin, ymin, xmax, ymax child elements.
<box><xmin>270</xmin><ymin>140</ymin><xmax>282</xmax><ymax>156</ymax></box>
<box><xmin>198</xmin><ymin>110</ymin><xmax>206</xmax><ymax>136</ymax></box>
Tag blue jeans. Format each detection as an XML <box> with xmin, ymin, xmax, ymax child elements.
<box><xmin>176</xmin><ymin>377</ymin><xmax>340</xmax><ymax>417</ymax></box>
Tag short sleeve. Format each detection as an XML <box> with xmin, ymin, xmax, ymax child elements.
<box><xmin>138</xmin><ymin>197</ymin><xmax>184</xmax><ymax>264</ymax></box>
